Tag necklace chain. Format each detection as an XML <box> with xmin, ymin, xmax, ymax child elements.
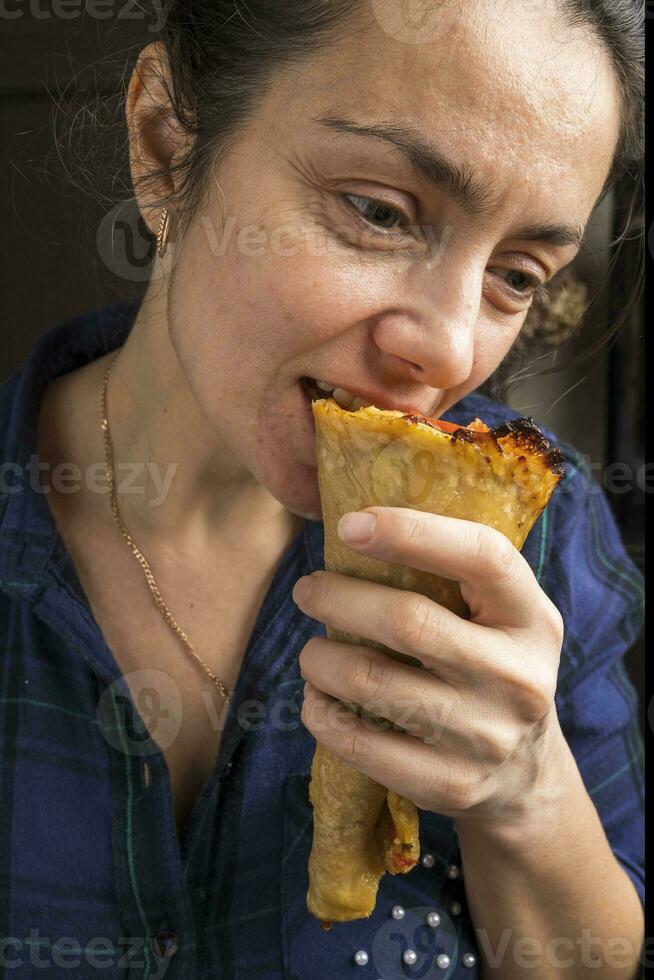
<box><xmin>100</xmin><ymin>350</ymin><xmax>233</xmax><ymax>702</ymax></box>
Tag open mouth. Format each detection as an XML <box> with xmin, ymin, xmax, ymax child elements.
<box><xmin>300</xmin><ymin>376</ymin><xmax>372</xmax><ymax>412</ymax></box>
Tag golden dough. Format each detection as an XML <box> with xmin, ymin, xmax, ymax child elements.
<box><xmin>306</xmin><ymin>398</ymin><xmax>564</xmax><ymax>925</ymax></box>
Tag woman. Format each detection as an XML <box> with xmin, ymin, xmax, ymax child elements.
<box><xmin>0</xmin><ymin>1</ymin><xmax>644</xmax><ymax>977</ymax></box>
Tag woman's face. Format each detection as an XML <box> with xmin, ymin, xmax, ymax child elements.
<box><xmin>162</xmin><ymin>0</ymin><xmax>621</xmax><ymax>520</ymax></box>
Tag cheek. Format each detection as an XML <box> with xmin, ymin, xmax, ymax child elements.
<box><xmin>166</xmin><ymin>236</ymin><xmax>305</xmax><ymax>417</ymax></box>
<box><xmin>211</xmin><ymin>191</ymin><xmax>409</xmax><ymax>358</ymax></box>
<box><xmin>254</xmin><ymin>244</ymin><xmax>403</xmax><ymax>358</ymax></box>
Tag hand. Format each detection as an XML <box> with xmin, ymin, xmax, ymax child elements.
<box><xmin>292</xmin><ymin>505</ymin><xmax>572</xmax><ymax>833</ymax></box>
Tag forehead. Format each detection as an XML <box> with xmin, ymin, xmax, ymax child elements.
<box><xmin>272</xmin><ymin>0</ymin><xmax>621</xmax><ymax>226</ymax></box>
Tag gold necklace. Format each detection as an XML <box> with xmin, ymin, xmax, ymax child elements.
<box><xmin>100</xmin><ymin>349</ymin><xmax>233</xmax><ymax>702</ymax></box>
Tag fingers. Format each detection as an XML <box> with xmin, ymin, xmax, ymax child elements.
<box><xmin>299</xmin><ymin>636</ymin><xmax>459</xmax><ymax>742</ymax></box>
<box><xmin>301</xmin><ymin>680</ymin><xmax>480</xmax><ymax>814</ymax></box>
<box><xmin>336</xmin><ymin>506</ymin><xmax>549</xmax><ymax>629</ymax></box>
<box><xmin>292</xmin><ymin>569</ymin><xmax>488</xmax><ymax>681</ymax></box>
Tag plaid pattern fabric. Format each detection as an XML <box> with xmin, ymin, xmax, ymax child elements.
<box><xmin>0</xmin><ymin>303</ymin><xmax>644</xmax><ymax>979</ymax></box>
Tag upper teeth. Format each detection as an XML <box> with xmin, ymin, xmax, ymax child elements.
<box><xmin>312</xmin><ymin>379</ymin><xmax>371</xmax><ymax>412</ymax></box>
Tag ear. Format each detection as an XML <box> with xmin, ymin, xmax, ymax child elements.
<box><xmin>125</xmin><ymin>40</ymin><xmax>191</xmax><ymax>236</ymax></box>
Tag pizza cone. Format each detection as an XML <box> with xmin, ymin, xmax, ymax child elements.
<box><xmin>306</xmin><ymin>398</ymin><xmax>564</xmax><ymax>925</ymax></box>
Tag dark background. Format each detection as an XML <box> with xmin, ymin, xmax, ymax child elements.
<box><xmin>0</xmin><ymin>6</ymin><xmax>645</xmax><ymax>725</ymax></box>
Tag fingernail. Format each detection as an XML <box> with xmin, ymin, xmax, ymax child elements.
<box><xmin>337</xmin><ymin>511</ymin><xmax>377</xmax><ymax>545</ymax></box>
<box><xmin>292</xmin><ymin>576</ymin><xmax>312</xmax><ymax>604</ymax></box>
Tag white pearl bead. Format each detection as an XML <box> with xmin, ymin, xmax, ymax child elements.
<box><xmin>403</xmin><ymin>949</ymin><xmax>418</xmax><ymax>965</ymax></box>
<box><xmin>353</xmin><ymin>950</ymin><xmax>369</xmax><ymax>966</ymax></box>
<box><xmin>463</xmin><ymin>952</ymin><xmax>477</xmax><ymax>967</ymax></box>
<box><xmin>426</xmin><ymin>911</ymin><xmax>441</xmax><ymax>927</ymax></box>
<box><xmin>391</xmin><ymin>905</ymin><xmax>405</xmax><ymax>920</ymax></box>
<box><xmin>436</xmin><ymin>953</ymin><xmax>451</xmax><ymax>969</ymax></box>
<box><xmin>446</xmin><ymin>864</ymin><xmax>460</xmax><ymax>879</ymax></box>
<box><xmin>420</xmin><ymin>852</ymin><xmax>435</xmax><ymax>868</ymax></box>
<box><xmin>450</xmin><ymin>901</ymin><xmax>462</xmax><ymax>916</ymax></box>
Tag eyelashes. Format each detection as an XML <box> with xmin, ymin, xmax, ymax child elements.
<box><xmin>486</xmin><ymin>267</ymin><xmax>542</xmax><ymax>297</ymax></box>
<box><xmin>340</xmin><ymin>193</ymin><xmax>416</xmax><ymax>240</ymax></box>
<box><xmin>337</xmin><ymin>192</ymin><xmax>547</xmax><ymax>309</ymax></box>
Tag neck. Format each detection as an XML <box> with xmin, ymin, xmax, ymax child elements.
<box><xmin>41</xmin><ymin>286</ymin><xmax>305</xmax><ymax>556</ymax></box>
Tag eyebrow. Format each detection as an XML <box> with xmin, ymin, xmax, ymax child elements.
<box><xmin>313</xmin><ymin>114</ymin><xmax>585</xmax><ymax>250</ymax></box>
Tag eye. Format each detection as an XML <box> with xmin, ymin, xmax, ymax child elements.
<box><xmin>497</xmin><ymin>268</ymin><xmax>541</xmax><ymax>295</ymax></box>
<box><xmin>341</xmin><ymin>193</ymin><xmax>412</xmax><ymax>235</ymax></box>
<box><xmin>485</xmin><ymin>260</ymin><xmax>545</xmax><ymax>313</ymax></box>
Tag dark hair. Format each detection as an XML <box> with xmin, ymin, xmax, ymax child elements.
<box><xmin>155</xmin><ymin>1</ymin><xmax>371</xmax><ymax>234</ymax></box>
<box><xmin>53</xmin><ymin>0</ymin><xmax>644</xmax><ymax>387</ymax></box>
<box><xmin>561</xmin><ymin>0</ymin><xmax>644</xmax><ymax>191</ymax></box>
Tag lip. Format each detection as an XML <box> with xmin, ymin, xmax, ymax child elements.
<box><xmin>302</xmin><ymin>376</ymin><xmax>434</xmax><ymax>416</ymax></box>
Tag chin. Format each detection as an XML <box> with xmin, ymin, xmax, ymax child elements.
<box><xmin>277</xmin><ymin>474</ymin><xmax>324</xmax><ymax>523</ymax></box>
<box><xmin>289</xmin><ymin>505</ymin><xmax>323</xmax><ymax>522</ymax></box>
<box><xmin>256</xmin><ymin>451</ymin><xmax>323</xmax><ymax>522</ymax></box>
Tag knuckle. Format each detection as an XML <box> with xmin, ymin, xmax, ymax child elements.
<box><xmin>472</xmin><ymin>526</ymin><xmax>517</xmax><ymax>583</ymax></box>
<box><xmin>464</xmin><ymin>707</ymin><xmax>516</xmax><ymax>767</ymax></box>
<box><xmin>476</xmin><ymin>727</ymin><xmax>515</xmax><ymax>767</ymax></box>
<box><xmin>542</xmin><ymin>602</ymin><xmax>565</xmax><ymax>647</ymax></box>
<box><xmin>390</xmin><ymin>594</ymin><xmax>439</xmax><ymax>653</ymax></box>
<box><xmin>448</xmin><ymin>772</ymin><xmax>479</xmax><ymax>812</ymax></box>
<box><xmin>351</xmin><ymin>651</ymin><xmax>393</xmax><ymax>703</ymax></box>
<box><xmin>513</xmin><ymin>672</ymin><xmax>553</xmax><ymax>723</ymax></box>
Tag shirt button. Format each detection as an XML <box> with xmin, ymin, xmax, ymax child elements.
<box><xmin>153</xmin><ymin>929</ymin><xmax>179</xmax><ymax>959</ymax></box>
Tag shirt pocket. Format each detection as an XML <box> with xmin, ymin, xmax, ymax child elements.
<box><xmin>281</xmin><ymin>771</ymin><xmax>480</xmax><ymax>979</ymax></box>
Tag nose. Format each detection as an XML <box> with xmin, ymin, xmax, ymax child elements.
<box><xmin>370</xmin><ymin>266</ymin><xmax>479</xmax><ymax>390</ymax></box>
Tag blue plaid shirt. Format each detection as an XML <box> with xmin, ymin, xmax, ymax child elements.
<box><xmin>0</xmin><ymin>302</ymin><xmax>645</xmax><ymax>979</ymax></box>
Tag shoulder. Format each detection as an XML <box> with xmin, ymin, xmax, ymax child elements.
<box><xmin>0</xmin><ymin>301</ymin><xmax>138</xmax><ymax>595</ymax></box>
<box><xmin>0</xmin><ymin>299</ymin><xmax>138</xmax><ymax>453</ymax></box>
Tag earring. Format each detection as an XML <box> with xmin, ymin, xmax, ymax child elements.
<box><xmin>156</xmin><ymin>207</ymin><xmax>171</xmax><ymax>259</ymax></box>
